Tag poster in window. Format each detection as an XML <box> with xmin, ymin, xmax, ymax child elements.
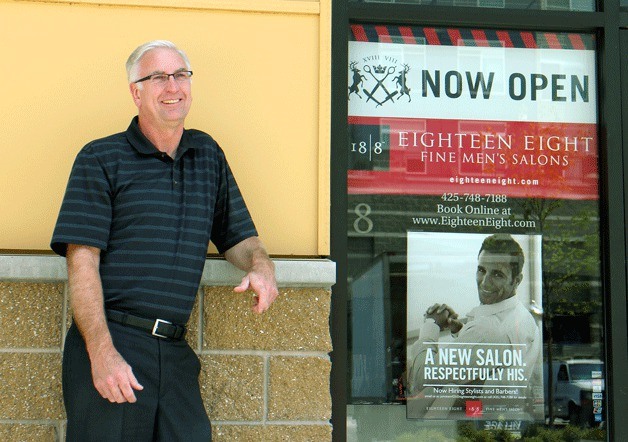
<box><xmin>406</xmin><ymin>232</ymin><xmax>543</xmax><ymax>420</ymax></box>
<box><xmin>347</xmin><ymin>26</ymin><xmax>599</xmax><ymax>421</ymax></box>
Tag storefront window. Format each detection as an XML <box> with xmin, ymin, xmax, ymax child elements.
<box><xmin>347</xmin><ymin>0</ymin><xmax>595</xmax><ymax>12</ymax></box>
<box><xmin>346</xmin><ymin>24</ymin><xmax>605</xmax><ymax>440</ymax></box>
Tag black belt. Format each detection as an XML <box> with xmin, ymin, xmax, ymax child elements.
<box><xmin>106</xmin><ymin>310</ymin><xmax>186</xmax><ymax>340</ymax></box>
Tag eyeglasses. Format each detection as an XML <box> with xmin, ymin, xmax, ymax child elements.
<box><xmin>134</xmin><ymin>70</ymin><xmax>193</xmax><ymax>85</ymax></box>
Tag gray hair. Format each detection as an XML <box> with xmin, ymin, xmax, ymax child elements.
<box><xmin>126</xmin><ymin>40</ymin><xmax>192</xmax><ymax>83</ymax></box>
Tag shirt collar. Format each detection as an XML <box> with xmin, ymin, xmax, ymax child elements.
<box><xmin>467</xmin><ymin>296</ymin><xmax>520</xmax><ymax>318</ymax></box>
<box><xmin>125</xmin><ymin>116</ymin><xmax>194</xmax><ymax>158</ymax></box>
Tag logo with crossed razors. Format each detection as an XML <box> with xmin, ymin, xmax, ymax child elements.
<box><xmin>348</xmin><ymin>60</ymin><xmax>411</xmax><ymax>107</ymax></box>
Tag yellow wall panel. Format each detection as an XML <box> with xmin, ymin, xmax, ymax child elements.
<box><xmin>0</xmin><ymin>1</ymin><xmax>320</xmax><ymax>255</ymax></box>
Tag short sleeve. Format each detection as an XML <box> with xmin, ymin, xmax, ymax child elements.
<box><xmin>50</xmin><ymin>147</ymin><xmax>112</xmax><ymax>256</ymax></box>
<box><xmin>210</xmin><ymin>153</ymin><xmax>257</xmax><ymax>254</ymax></box>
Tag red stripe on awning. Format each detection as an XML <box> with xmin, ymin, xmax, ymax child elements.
<box><xmin>471</xmin><ymin>30</ymin><xmax>490</xmax><ymax>47</ymax></box>
<box><xmin>520</xmin><ymin>32</ymin><xmax>537</xmax><ymax>49</ymax></box>
<box><xmin>399</xmin><ymin>26</ymin><xmax>417</xmax><ymax>45</ymax></box>
<box><xmin>448</xmin><ymin>29</ymin><xmax>464</xmax><ymax>46</ymax></box>
<box><xmin>351</xmin><ymin>24</ymin><xmax>368</xmax><ymax>42</ymax></box>
<box><xmin>568</xmin><ymin>33</ymin><xmax>586</xmax><ymax>50</ymax></box>
<box><xmin>544</xmin><ymin>33</ymin><xmax>562</xmax><ymax>49</ymax></box>
<box><xmin>496</xmin><ymin>31</ymin><xmax>514</xmax><ymax>48</ymax></box>
<box><xmin>375</xmin><ymin>26</ymin><xmax>392</xmax><ymax>43</ymax></box>
<box><xmin>424</xmin><ymin>28</ymin><xmax>440</xmax><ymax>45</ymax></box>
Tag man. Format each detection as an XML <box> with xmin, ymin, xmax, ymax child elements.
<box><xmin>51</xmin><ymin>40</ymin><xmax>278</xmax><ymax>441</ymax></box>
<box><xmin>407</xmin><ymin>234</ymin><xmax>541</xmax><ymax>418</ymax></box>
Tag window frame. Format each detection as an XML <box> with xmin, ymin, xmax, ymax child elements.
<box><xmin>330</xmin><ymin>1</ymin><xmax>628</xmax><ymax>441</ymax></box>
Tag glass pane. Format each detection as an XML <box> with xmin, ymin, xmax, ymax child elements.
<box><xmin>348</xmin><ymin>0</ymin><xmax>596</xmax><ymax>11</ymax></box>
<box><xmin>346</xmin><ymin>24</ymin><xmax>605</xmax><ymax>440</ymax></box>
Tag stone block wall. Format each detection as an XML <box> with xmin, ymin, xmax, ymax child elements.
<box><xmin>0</xmin><ymin>256</ymin><xmax>335</xmax><ymax>441</ymax></box>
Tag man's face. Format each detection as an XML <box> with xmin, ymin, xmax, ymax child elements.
<box><xmin>129</xmin><ymin>48</ymin><xmax>192</xmax><ymax>129</ymax></box>
<box><xmin>476</xmin><ymin>251</ymin><xmax>522</xmax><ymax>305</ymax></box>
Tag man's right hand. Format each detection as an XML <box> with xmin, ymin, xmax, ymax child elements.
<box><xmin>66</xmin><ymin>244</ymin><xmax>143</xmax><ymax>404</ymax></box>
<box><xmin>91</xmin><ymin>345</ymin><xmax>143</xmax><ymax>403</ymax></box>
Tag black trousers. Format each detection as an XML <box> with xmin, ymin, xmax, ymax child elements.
<box><xmin>63</xmin><ymin>321</ymin><xmax>212</xmax><ymax>441</ymax></box>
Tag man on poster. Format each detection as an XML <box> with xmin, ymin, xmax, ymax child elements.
<box><xmin>407</xmin><ymin>234</ymin><xmax>542</xmax><ymax>419</ymax></box>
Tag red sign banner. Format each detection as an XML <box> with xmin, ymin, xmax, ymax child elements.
<box><xmin>349</xmin><ymin>117</ymin><xmax>598</xmax><ymax>200</ymax></box>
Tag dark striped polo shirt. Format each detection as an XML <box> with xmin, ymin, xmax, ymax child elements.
<box><xmin>51</xmin><ymin>117</ymin><xmax>257</xmax><ymax>324</ymax></box>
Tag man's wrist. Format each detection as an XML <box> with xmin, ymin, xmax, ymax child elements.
<box><xmin>424</xmin><ymin>317</ymin><xmax>441</xmax><ymax>330</ymax></box>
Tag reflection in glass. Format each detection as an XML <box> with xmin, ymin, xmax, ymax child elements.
<box><xmin>348</xmin><ymin>0</ymin><xmax>596</xmax><ymax>11</ymax></box>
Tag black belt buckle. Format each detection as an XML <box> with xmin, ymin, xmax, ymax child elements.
<box><xmin>152</xmin><ymin>318</ymin><xmax>173</xmax><ymax>339</ymax></box>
